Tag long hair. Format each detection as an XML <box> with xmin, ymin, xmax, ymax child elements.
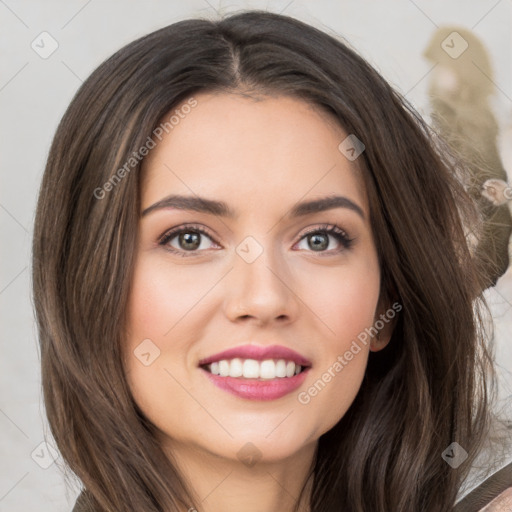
<box><xmin>32</xmin><ymin>10</ymin><xmax>496</xmax><ymax>511</ymax></box>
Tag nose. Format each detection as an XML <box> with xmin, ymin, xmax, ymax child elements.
<box><xmin>222</xmin><ymin>239</ymin><xmax>300</xmax><ymax>326</ymax></box>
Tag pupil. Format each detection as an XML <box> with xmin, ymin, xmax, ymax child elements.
<box><xmin>309</xmin><ymin>233</ymin><xmax>328</xmax><ymax>251</ymax></box>
<box><xmin>180</xmin><ymin>232</ymin><xmax>200</xmax><ymax>250</ymax></box>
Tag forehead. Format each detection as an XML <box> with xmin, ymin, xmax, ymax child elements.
<box><xmin>141</xmin><ymin>92</ymin><xmax>368</xmax><ymax>217</ymax></box>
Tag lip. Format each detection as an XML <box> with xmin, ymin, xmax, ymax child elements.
<box><xmin>198</xmin><ymin>344</ymin><xmax>312</xmax><ymax>367</ymax></box>
<box><xmin>198</xmin><ymin>344</ymin><xmax>311</xmax><ymax>401</ymax></box>
<box><xmin>201</xmin><ymin>368</ymin><xmax>310</xmax><ymax>401</ymax></box>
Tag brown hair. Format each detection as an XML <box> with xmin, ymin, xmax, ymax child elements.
<box><xmin>32</xmin><ymin>10</ymin><xmax>497</xmax><ymax>511</ymax></box>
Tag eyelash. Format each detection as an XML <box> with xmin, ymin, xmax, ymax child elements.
<box><xmin>158</xmin><ymin>223</ymin><xmax>354</xmax><ymax>257</ymax></box>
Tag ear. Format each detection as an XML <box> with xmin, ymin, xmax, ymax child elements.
<box><xmin>369</xmin><ymin>297</ymin><xmax>401</xmax><ymax>352</ymax></box>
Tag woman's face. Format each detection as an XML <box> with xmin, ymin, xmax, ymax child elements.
<box><xmin>124</xmin><ymin>92</ymin><xmax>383</xmax><ymax>465</ymax></box>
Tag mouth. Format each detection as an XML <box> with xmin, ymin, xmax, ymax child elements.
<box><xmin>198</xmin><ymin>345</ymin><xmax>311</xmax><ymax>400</ymax></box>
<box><xmin>201</xmin><ymin>358</ymin><xmax>307</xmax><ymax>379</ymax></box>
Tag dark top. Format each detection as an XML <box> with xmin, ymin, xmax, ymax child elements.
<box><xmin>71</xmin><ymin>461</ymin><xmax>512</xmax><ymax>511</ymax></box>
<box><xmin>453</xmin><ymin>461</ymin><xmax>512</xmax><ymax>511</ymax></box>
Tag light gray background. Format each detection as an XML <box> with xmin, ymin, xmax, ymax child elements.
<box><xmin>1</xmin><ymin>1</ymin><xmax>511</xmax><ymax>510</ymax></box>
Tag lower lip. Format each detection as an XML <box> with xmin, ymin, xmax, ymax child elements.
<box><xmin>201</xmin><ymin>368</ymin><xmax>309</xmax><ymax>400</ymax></box>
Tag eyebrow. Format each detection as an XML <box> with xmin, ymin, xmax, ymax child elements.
<box><xmin>141</xmin><ymin>194</ymin><xmax>365</xmax><ymax>220</ymax></box>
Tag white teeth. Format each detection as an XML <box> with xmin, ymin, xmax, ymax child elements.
<box><xmin>210</xmin><ymin>361</ymin><xmax>220</xmax><ymax>375</ymax></box>
<box><xmin>219</xmin><ymin>360</ymin><xmax>230</xmax><ymax>377</ymax></box>
<box><xmin>275</xmin><ymin>359</ymin><xmax>287</xmax><ymax>378</ymax></box>
<box><xmin>242</xmin><ymin>359</ymin><xmax>260</xmax><ymax>379</ymax></box>
<box><xmin>206</xmin><ymin>358</ymin><xmax>304</xmax><ymax>379</ymax></box>
<box><xmin>259</xmin><ymin>360</ymin><xmax>275</xmax><ymax>380</ymax></box>
<box><xmin>229</xmin><ymin>358</ymin><xmax>243</xmax><ymax>378</ymax></box>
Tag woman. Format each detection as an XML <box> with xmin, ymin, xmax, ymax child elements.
<box><xmin>32</xmin><ymin>10</ymin><xmax>509</xmax><ymax>512</ymax></box>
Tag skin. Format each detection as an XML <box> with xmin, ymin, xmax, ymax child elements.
<box><xmin>124</xmin><ymin>92</ymin><xmax>394</xmax><ymax>512</ymax></box>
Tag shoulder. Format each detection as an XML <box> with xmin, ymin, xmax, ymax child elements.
<box><xmin>480</xmin><ymin>487</ymin><xmax>512</xmax><ymax>511</ymax></box>
<box><xmin>454</xmin><ymin>461</ymin><xmax>512</xmax><ymax>511</ymax></box>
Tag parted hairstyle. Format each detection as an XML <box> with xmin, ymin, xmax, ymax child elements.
<box><xmin>32</xmin><ymin>9</ymin><xmax>497</xmax><ymax>512</ymax></box>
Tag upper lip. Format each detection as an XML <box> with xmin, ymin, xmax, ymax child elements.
<box><xmin>198</xmin><ymin>344</ymin><xmax>312</xmax><ymax>367</ymax></box>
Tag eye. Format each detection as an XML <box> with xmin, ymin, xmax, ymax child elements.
<box><xmin>295</xmin><ymin>224</ymin><xmax>354</xmax><ymax>253</ymax></box>
<box><xmin>158</xmin><ymin>223</ymin><xmax>354</xmax><ymax>257</ymax></box>
<box><xmin>158</xmin><ymin>224</ymin><xmax>219</xmax><ymax>256</ymax></box>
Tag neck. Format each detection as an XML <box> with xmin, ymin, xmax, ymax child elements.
<box><xmin>164</xmin><ymin>441</ymin><xmax>316</xmax><ymax>512</ymax></box>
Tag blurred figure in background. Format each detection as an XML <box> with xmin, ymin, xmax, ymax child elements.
<box><xmin>424</xmin><ymin>26</ymin><xmax>512</xmax><ymax>290</ymax></box>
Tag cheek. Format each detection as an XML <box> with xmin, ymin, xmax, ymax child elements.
<box><xmin>299</xmin><ymin>349</ymin><xmax>368</xmax><ymax>438</ymax></box>
<box><xmin>294</xmin><ymin>260</ymin><xmax>379</xmax><ymax>432</ymax></box>
<box><xmin>123</xmin><ymin>259</ymin><xmax>196</xmax><ymax>407</ymax></box>
<box><xmin>296</xmin><ymin>255</ymin><xmax>380</xmax><ymax>346</ymax></box>
<box><xmin>125</xmin><ymin>257</ymin><xmax>214</xmax><ymax>349</ymax></box>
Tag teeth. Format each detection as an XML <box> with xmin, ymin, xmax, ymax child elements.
<box><xmin>219</xmin><ymin>360</ymin><xmax>230</xmax><ymax>377</ymax></box>
<box><xmin>229</xmin><ymin>358</ymin><xmax>243</xmax><ymax>378</ymax></box>
<box><xmin>275</xmin><ymin>359</ymin><xmax>287</xmax><ymax>377</ymax></box>
<box><xmin>259</xmin><ymin>360</ymin><xmax>275</xmax><ymax>379</ymax></box>
<box><xmin>207</xmin><ymin>358</ymin><xmax>303</xmax><ymax>379</ymax></box>
<box><xmin>243</xmin><ymin>359</ymin><xmax>260</xmax><ymax>379</ymax></box>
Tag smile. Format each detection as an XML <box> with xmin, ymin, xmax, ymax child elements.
<box><xmin>205</xmin><ymin>358</ymin><xmax>304</xmax><ymax>379</ymax></box>
<box><xmin>198</xmin><ymin>344</ymin><xmax>311</xmax><ymax>400</ymax></box>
